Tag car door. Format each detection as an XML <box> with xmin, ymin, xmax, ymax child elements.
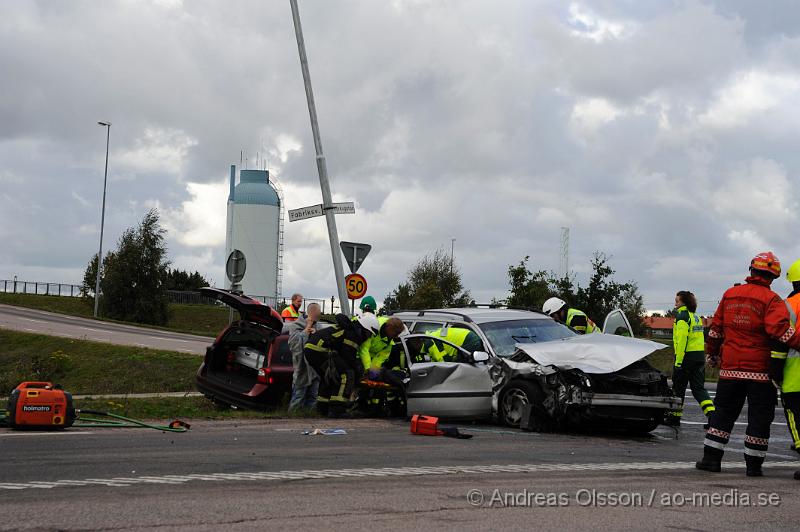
<box><xmin>603</xmin><ymin>308</ymin><xmax>634</xmax><ymax>337</ymax></box>
<box><xmin>400</xmin><ymin>334</ymin><xmax>493</xmax><ymax>420</ymax></box>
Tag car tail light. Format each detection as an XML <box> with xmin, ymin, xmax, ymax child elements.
<box><xmin>257</xmin><ymin>367</ymin><xmax>272</xmax><ymax>384</ymax></box>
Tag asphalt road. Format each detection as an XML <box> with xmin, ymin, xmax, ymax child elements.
<box><xmin>0</xmin><ymin>303</ymin><xmax>210</xmax><ymax>354</ymax></box>
<box><xmin>2</xmin><ymin>392</ymin><xmax>799</xmax><ymax>530</ymax></box>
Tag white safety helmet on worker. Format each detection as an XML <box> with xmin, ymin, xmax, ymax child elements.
<box><xmin>542</xmin><ymin>297</ymin><xmax>568</xmax><ymax>316</ymax></box>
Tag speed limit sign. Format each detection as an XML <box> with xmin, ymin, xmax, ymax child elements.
<box><xmin>345</xmin><ymin>273</ymin><xmax>367</xmax><ymax>300</ymax></box>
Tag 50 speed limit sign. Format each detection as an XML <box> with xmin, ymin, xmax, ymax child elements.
<box><xmin>345</xmin><ymin>273</ymin><xmax>367</xmax><ymax>300</ymax></box>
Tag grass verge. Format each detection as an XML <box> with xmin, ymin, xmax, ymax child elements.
<box><xmin>0</xmin><ymin>292</ymin><xmax>228</xmax><ymax>337</ymax></box>
<box><xmin>645</xmin><ymin>342</ymin><xmax>719</xmax><ymax>382</ymax></box>
<box><xmin>0</xmin><ymin>329</ymin><xmax>200</xmax><ymax>396</ymax></box>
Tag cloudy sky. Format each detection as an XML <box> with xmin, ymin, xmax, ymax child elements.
<box><xmin>2</xmin><ymin>0</ymin><xmax>800</xmax><ymax>315</ymax></box>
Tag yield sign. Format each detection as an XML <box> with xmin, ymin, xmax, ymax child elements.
<box><xmin>339</xmin><ymin>241</ymin><xmax>371</xmax><ymax>274</ymax></box>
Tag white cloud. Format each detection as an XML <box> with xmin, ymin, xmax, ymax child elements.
<box><xmin>159</xmin><ymin>179</ymin><xmax>228</xmax><ymax>248</ymax></box>
<box><xmin>115</xmin><ymin>127</ymin><xmax>198</xmax><ymax>177</ymax></box>
<box><xmin>699</xmin><ymin>70</ymin><xmax>800</xmax><ymax>128</ymax></box>
<box><xmin>711</xmin><ymin>158</ymin><xmax>797</xmax><ymax>234</ymax></box>
<box><xmin>567</xmin><ymin>3</ymin><xmax>633</xmax><ymax>43</ymax></box>
<box><xmin>570</xmin><ymin>97</ymin><xmax>622</xmax><ymax>133</ymax></box>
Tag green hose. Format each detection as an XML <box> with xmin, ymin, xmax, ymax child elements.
<box><xmin>0</xmin><ymin>407</ymin><xmax>189</xmax><ymax>433</ymax></box>
<box><xmin>75</xmin><ymin>410</ymin><xmax>190</xmax><ymax>432</ymax></box>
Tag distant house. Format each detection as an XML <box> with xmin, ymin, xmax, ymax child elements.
<box><xmin>643</xmin><ymin>315</ymin><xmax>710</xmax><ymax>339</ymax></box>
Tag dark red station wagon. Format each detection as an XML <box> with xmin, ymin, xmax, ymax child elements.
<box><xmin>195</xmin><ymin>288</ymin><xmax>293</xmax><ymax>409</ymax></box>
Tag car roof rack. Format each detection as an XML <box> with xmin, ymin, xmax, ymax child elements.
<box><xmin>466</xmin><ymin>302</ymin><xmax>506</xmax><ymax>309</ymax></box>
<box><xmin>387</xmin><ymin>309</ymin><xmax>473</xmax><ymax>323</ymax></box>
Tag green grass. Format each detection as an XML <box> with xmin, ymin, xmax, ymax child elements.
<box><xmin>0</xmin><ymin>292</ymin><xmax>94</xmax><ymax>317</ymax></box>
<box><xmin>71</xmin><ymin>396</ymin><xmax>318</xmax><ymax>421</ymax></box>
<box><xmin>0</xmin><ymin>329</ymin><xmax>200</xmax><ymax>396</ymax></box>
<box><xmin>645</xmin><ymin>341</ymin><xmax>719</xmax><ymax>382</ymax></box>
<box><xmin>0</xmin><ymin>292</ymin><xmax>228</xmax><ymax>337</ymax></box>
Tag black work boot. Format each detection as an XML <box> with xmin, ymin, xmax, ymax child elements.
<box><xmin>794</xmin><ymin>470</ymin><xmax>800</xmax><ymax>480</ymax></box>
<box><xmin>696</xmin><ymin>446</ymin><xmax>723</xmax><ymax>473</ymax></box>
<box><xmin>745</xmin><ymin>454</ymin><xmax>764</xmax><ymax>477</ymax></box>
<box><xmin>327</xmin><ymin>402</ymin><xmax>351</xmax><ymax>419</ymax></box>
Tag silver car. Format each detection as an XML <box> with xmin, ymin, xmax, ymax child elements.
<box><xmin>390</xmin><ymin>308</ymin><xmax>680</xmax><ymax>433</ymax></box>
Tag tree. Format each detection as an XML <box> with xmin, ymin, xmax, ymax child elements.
<box><xmin>504</xmin><ymin>251</ymin><xmax>647</xmax><ymax>335</ymax></box>
<box><xmin>84</xmin><ymin>209</ymin><xmax>171</xmax><ymax>325</ymax></box>
<box><xmin>505</xmin><ymin>256</ymin><xmax>550</xmax><ymax>310</ymax></box>
<box><xmin>81</xmin><ymin>254</ymin><xmax>99</xmax><ymax>301</ymax></box>
<box><xmin>165</xmin><ymin>269</ymin><xmax>210</xmax><ymax>291</ymax></box>
<box><xmin>383</xmin><ymin>248</ymin><xmax>472</xmax><ymax>311</ymax></box>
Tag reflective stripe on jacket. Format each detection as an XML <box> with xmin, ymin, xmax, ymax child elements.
<box><xmin>673</xmin><ymin>306</ymin><xmax>705</xmax><ymax>365</ymax></box>
<box><xmin>706</xmin><ymin>276</ymin><xmax>797</xmax><ymax>375</ymax></box>
<box><xmin>782</xmin><ymin>294</ymin><xmax>800</xmax><ymax>393</ymax></box>
<box><xmin>359</xmin><ymin>317</ymin><xmax>404</xmax><ymax>370</ymax></box>
<box><xmin>566</xmin><ymin>308</ymin><xmax>598</xmax><ymax>334</ymax></box>
<box><xmin>282</xmin><ymin>305</ymin><xmax>300</xmax><ymax>322</ymax></box>
<box><xmin>425</xmin><ymin>327</ymin><xmax>482</xmax><ymax>362</ymax></box>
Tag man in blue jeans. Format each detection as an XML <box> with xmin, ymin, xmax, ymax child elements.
<box><xmin>286</xmin><ymin>302</ymin><xmax>326</xmax><ymax>411</ymax></box>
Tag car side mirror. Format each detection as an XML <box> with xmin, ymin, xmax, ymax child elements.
<box><xmin>471</xmin><ymin>351</ymin><xmax>490</xmax><ymax>363</ymax></box>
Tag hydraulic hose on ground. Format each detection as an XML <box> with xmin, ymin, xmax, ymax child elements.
<box><xmin>75</xmin><ymin>410</ymin><xmax>190</xmax><ymax>432</ymax></box>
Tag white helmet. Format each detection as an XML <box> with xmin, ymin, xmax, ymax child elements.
<box><xmin>356</xmin><ymin>313</ymin><xmax>381</xmax><ymax>336</ymax></box>
<box><xmin>542</xmin><ymin>297</ymin><xmax>567</xmax><ymax>316</ymax></box>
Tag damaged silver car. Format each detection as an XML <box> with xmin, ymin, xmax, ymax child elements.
<box><xmin>391</xmin><ymin>308</ymin><xmax>681</xmax><ymax>434</ymax></box>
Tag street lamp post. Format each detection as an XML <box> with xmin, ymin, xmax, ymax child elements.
<box><xmin>94</xmin><ymin>121</ymin><xmax>111</xmax><ymax>318</ymax></box>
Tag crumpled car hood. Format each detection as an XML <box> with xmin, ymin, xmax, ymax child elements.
<box><xmin>515</xmin><ymin>334</ymin><xmax>665</xmax><ymax>374</ymax></box>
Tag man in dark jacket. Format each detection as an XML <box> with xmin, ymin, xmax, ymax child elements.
<box><xmin>304</xmin><ymin>313</ymin><xmax>380</xmax><ymax>418</ymax></box>
<box><xmin>697</xmin><ymin>252</ymin><xmax>800</xmax><ymax>476</ymax></box>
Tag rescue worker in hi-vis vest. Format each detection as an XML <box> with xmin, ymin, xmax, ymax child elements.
<box><xmin>542</xmin><ymin>297</ymin><xmax>599</xmax><ymax>334</ymax></box>
<box><xmin>697</xmin><ymin>252</ymin><xmax>800</xmax><ymax>477</ymax></box>
<box><xmin>281</xmin><ymin>293</ymin><xmax>302</xmax><ymax>322</ymax></box>
<box><xmin>422</xmin><ymin>326</ymin><xmax>484</xmax><ymax>363</ymax></box>
<box><xmin>359</xmin><ymin>316</ymin><xmax>408</xmax><ymax>388</ymax></box>
<box><xmin>303</xmin><ymin>313</ymin><xmax>380</xmax><ymax>418</ymax></box>
<box><xmin>780</xmin><ymin>259</ymin><xmax>800</xmax><ymax>481</ymax></box>
<box><xmin>664</xmin><ymin>291</ymin><xmax>715</xmax><ymax>427</ymax></box>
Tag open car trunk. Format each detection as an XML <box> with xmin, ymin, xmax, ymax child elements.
<box><xmin>205</xmin><ymin>322</ymin><xmax>273</xmax><ymax>394</ymax></box>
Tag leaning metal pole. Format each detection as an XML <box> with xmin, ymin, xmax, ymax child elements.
<box><xmin>94</xmin><ymin>124</ymin><xmax>111</xmax><ymax>318</ymax></box>
<box><xmin>289</xmin><ymin>0</ymin><xmax>350</xmax><ymax>314</ymax></box>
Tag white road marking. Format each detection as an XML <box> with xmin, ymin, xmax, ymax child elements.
<box><xmin>0</xmin><ymin>432</ymin><xmax>94</xmax><ymax>437</ymax></box>
<box><xmin>682</xmin><ymin>420</ymin><xmax>787</xmax><ymax>426</ymax></box>
<box><xmin>3</xmin><ymin>460</ymin><xmax>800</xmax><ymax>491</ymax></box>
<box><xmin>20</xmin><ymin>318</ymin><xmax>45</xmax><ymax>323</ymax></box>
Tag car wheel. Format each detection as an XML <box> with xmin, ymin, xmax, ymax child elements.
<box><xmin>500</xmin><ymin>380</ymin><xmax>539</xmax><ymax>428</ymax></box>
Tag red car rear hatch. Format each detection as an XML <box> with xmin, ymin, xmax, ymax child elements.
<box><xmin>200</xmin><ymin>287</ymin><xmax>283</xmax><ymax>333</ymax></box>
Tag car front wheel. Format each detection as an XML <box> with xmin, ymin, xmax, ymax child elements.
<box><xmin>500</xmin><ymin>380</ymin><xmax>540</xmax><ymax>428</ymax></box>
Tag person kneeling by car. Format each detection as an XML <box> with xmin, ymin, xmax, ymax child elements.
<box><xmin>359</xmin><ymin>317</ymin><xmax>408</xmax><ymax>414</ymax></box>
<box><xmin>304</xmin><ymin>313</ymin><xmax>381</xmax><ymax>418</ymax></box>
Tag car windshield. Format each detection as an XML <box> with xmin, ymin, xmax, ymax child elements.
<box><xmin>478</xmin><ymin>319</ymin><xmax>577</xmax><ymax>357</ymax></box>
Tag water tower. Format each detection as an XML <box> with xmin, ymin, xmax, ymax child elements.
<box><xmin>225</xmin><ymin>165</ymin><xmax>284</xmax><ymax>301</ymax></box>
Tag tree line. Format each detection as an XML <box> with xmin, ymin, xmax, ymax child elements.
<box><xmin>383</xmin><ymin>249</ymin><xmax>646</xmax><ymax>335</ymax></box>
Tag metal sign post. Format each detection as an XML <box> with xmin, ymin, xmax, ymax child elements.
<box><xmin>226</xmin><ymin>250</ymin><xmax>246</xmax><ymax>323</ymax></box>
<box><xmin>289</xmin><ymin>0</ymin><xmax>351</xmax><ymax>315</ymax></box>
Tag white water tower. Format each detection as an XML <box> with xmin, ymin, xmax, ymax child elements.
<box><xmin>225</xmin><ymin>165</ymin><xmax>284</xmax><ymax>301</ymax></box>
